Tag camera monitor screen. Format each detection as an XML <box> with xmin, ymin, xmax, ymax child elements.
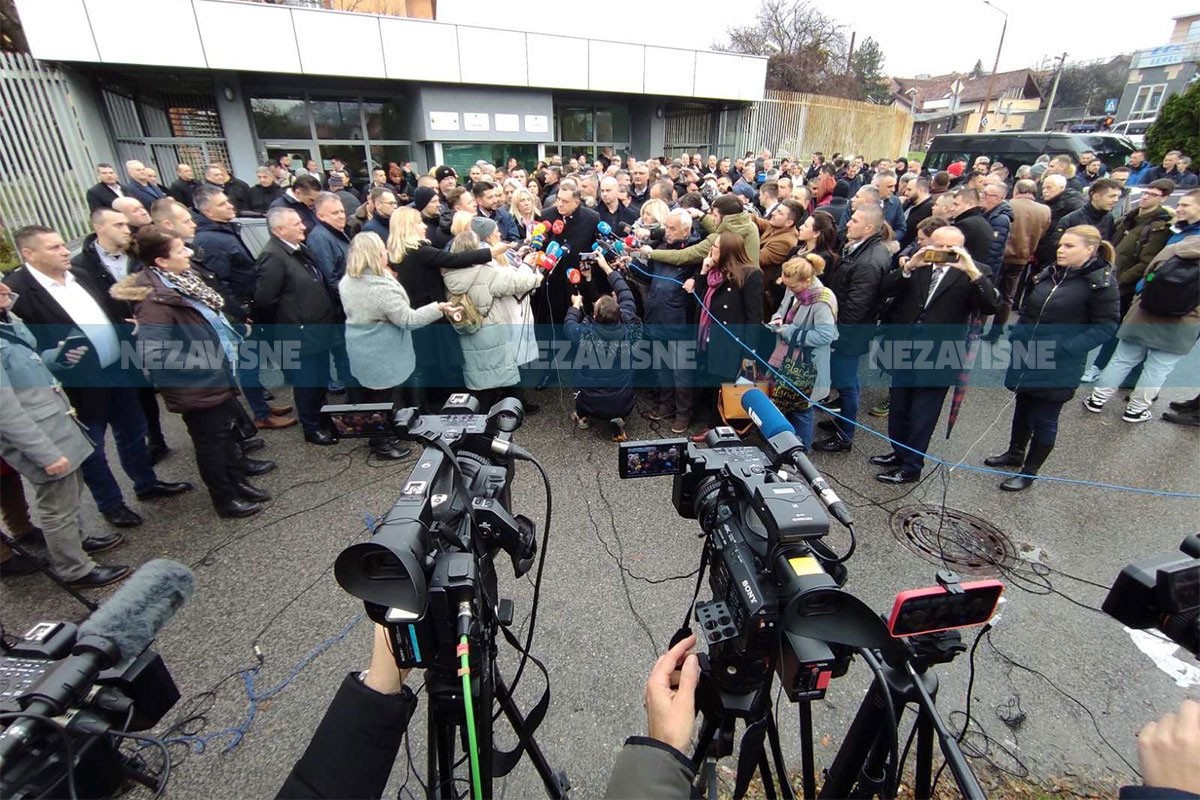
<box><xmin>320</xmin><ymin>403</ymin><xmax>394</xmax><ymax>438</ymax></box>
<box><xmin>618</xmin><ymin>439</ymin><xmax>688</xmax><ymax>479</ymax></box>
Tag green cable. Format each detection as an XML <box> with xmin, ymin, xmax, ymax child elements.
<box><xmin>460</xmin><ymin>635</ymin><xmax>484</xmax><ymax>800</ymax></box>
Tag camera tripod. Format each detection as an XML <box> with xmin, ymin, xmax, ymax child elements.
<box><xmin>689</xmin><ymin>633</ymin><xmax>986</xmax><ymax>800</ymax></box>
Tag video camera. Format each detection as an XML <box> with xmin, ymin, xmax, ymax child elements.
<box><xmin>326</xmin><ymin>395</ymin><xmax>537</xmax><ymax>672</ymax></box>
<box><xmin>1104</xmin><ymin>535</ymin><xmax>1199</xmax><ymax>657</ymax></box>
<box><xmin>0</xmin><ymin>560</ymin><xmax>193</xmax><ymax>798</ymax></box>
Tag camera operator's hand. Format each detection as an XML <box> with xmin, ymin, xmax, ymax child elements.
<box><xmin>362</xmin><ymin>623</ymin><xmax>410</xmax><ymax>695</ymax></box>
<box><xmin>644</xmin><ymin>634</ymin><xmax>700</xmax><ymax>752</ymax></box>
<box><xmin>947</xmin><ymin>245</ymin><xmax>984</xmax><ymax>281</ymax></box>
<box><xmin>1137</xmin><ymin>699</ymin><xmax>1200</xmax><ymax>795</ymax></box>
<box><xmin>596</xmin><ymin>253</ymin><xmax>614</xmax><ymax>275</ymax></box>
<box><xmin>571</xmin><ymin>293</ymin><xmax>584</xmax><ymax>310</ymax></box>
<box><xmin>903</xmin><ymin>247</ymin><xmax>932</xmax><ymax>274</ymax></box>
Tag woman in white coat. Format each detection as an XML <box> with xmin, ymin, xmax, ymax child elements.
<box><xmin>339</xmin><ymin>232</ymin><xmax>453</xmax><ymax>458</ymax></box>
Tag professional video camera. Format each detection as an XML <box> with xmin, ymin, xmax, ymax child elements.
<box><xmin>620</xmin><ymin>389</ymin><xmax>1001</xmax><ymax>800</ymax></box>
<box><xmin>0</xmin><ymin>560</ymin><xmax>193</xmax><ymax>798</ymax></box>
<box><xmin>323</xmin><ymin>394</ymin><xmax>568</xmax><ymax>799</ymax></box>
<box><xmin>1104</xmin><ymin>535</ymin><xmax>1199</xmax><ymax>657</ymax></box>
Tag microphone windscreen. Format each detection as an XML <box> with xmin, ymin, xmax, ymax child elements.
<box><xmin>78</xmin><ymin>559</ymin><xmax>195</xmax><ymax>659</ymax></box>
<box><xmin>597</xmin><ymin>221</ymin><xmax>612</xmax><ymax>235</ymax></box>
<box><xmin>741</xmin><ymin>388</ymin><xmax>792</xmax><ymax>439</ymax></box>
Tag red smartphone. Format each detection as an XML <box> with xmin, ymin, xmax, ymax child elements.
<box><xmin>886</xmin><ymin>579</ymin><xmax>1004</xmax><ymax>637</ymax></box>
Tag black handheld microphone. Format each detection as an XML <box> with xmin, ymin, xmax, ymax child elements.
<box><xmin>740</xmin><ymin>388</ymin><xmax>855</xmax><ymax>529</ymax></box>
<box><xmin>0</xmin><ymin>559</ymin><xmax>194</xmax><ymax>766</ymax></box>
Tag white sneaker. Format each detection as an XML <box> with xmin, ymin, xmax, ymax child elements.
<box><xmin>1083</xmin><ymin>395</ymin><xmax>1106</xmax><ymax>413</ymax></box>
<box><xmin>1122</xmin><ymin>407</ymin><xmax>1153</xmax><ymax>424</ymax></box>
<box><xmin>1081</xmin><ymin>366</ymin><xmax>1101</xmax><ymax>383</ymax></box>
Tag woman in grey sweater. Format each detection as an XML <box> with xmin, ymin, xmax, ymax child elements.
<box><xmin>339</xmin><ymin>232</ymin><xmax>453</xmax><ymax>458</ymax></box>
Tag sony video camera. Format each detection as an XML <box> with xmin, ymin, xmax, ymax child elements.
<box><xmin>1104</xmin><ymin>535</ymin><xmax>1199</xmax><ymax>657</ymax></box>
<box><xmin>326</xmin><ymin>395</ymin><xmax>538</xmax><ymax>673</ymax></box>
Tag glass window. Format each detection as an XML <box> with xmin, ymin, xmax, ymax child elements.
<box><xmin>560</xmin><ymin>106</ymin><xmax>593</xmax><ymax>142</ymax></box>
<box><xmin>251</xmin><ymin>97</ymin><xmax>309</xmax><ymax>139</ymax></box>
<box><xmin>369</xmin><ymin>144</ymin><xmax>413</xmax><ymax>173</ymax></box>
<box><xmin>363</xmin><ymin>100</ymin><xmax>407</xmax><ymax>140</ymax></box>
<box><xmin>311</xmin><ymin>98</ymin><xmax>361</xmax><ymax>139</ymax></box>
<box><xmin>319</xmin><ymin>144</ymin><xmax>369</xmax><ymax>188</ymax></box>
<box><xmin>595</xmin><ymin>106</ymin><xmax>629</xmax><ymax>142</ymax></box>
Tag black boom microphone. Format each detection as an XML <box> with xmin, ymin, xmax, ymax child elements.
<box><xmin>0</xmin><ymin>559</ymin><xmax>194</xmax><ymax>766</ymax></box>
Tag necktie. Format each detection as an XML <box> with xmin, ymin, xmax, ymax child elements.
<box><xmin>925</xmin><ymin>267</ymin><xmax>946</xmax><ymax>307</ymax></box>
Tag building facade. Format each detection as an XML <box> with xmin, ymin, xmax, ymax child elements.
<box><xmin>890</xmin><ymin>69</ymin><xmax>1043</xmax><ymax>151</ymax></box>
<box><xmin>13</xmin><ymin>0</ymin><xmax>766</xmax><ymax>187</ymax></box>
<box><xmin>1117</xmin><ymin>13</ymin><xmax>1200</xmax><ymax>123</ymax></box>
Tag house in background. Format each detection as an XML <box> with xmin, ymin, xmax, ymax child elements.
<box><xmin>891</xmin><ymin>69</ymin><xmax>1043</xmax><ymax>151</ymax></box>
<box><xmin>1116</xmin><ymin>13</ymin><xmax>1200</xmax><ymax>123</ymax></box>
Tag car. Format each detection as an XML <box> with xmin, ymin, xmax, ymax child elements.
<box><xmin>923</xmin><ymin>132</ymin><xmax>1136</xmax><ymax>179</ymax></box>
<box><xmin>1109</xmin><ymin>119</ymin><xmax>1154</xmax><ymax>148</ymax></box>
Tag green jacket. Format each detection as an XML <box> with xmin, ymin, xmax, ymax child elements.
<box><xmin>604</xmin><ymin>738</ymin><xmax>694</xmax><ymax>799</ymax></box>
<box><xmin>1112</xmin><ymin>205</ymin><xmax>1174</xmax><ymax>291</ymax></box>
<box><xmin>647</xmin><ymin>211</ymin><xmax>761</xmax><ymax>266</ymax></box>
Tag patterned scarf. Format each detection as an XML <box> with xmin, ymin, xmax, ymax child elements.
<box><xmin>697</xmin><ymin>268</ymin><xmax>725</xmax><ymax>349</ymax></box>
<box><xmin>154</xmin><ymin>267</ymin><xmax>224</xmax><ymax>311</ymax></box>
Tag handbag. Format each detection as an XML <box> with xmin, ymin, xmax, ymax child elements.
<box><xmin>718</xmin><ymin>360</ymin><xmax>771</xmax><ymax>436</ymax></box>
<box><xmin>769</xmin><ymin>314</ymin><xmax>818</xmax><ymax>414</ymax></box>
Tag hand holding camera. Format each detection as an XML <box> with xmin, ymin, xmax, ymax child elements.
<box><xmin>644</xmin><ymin>634</ymin><xmax>700</xmax><ymax>752</ymax></box>
<box><xmin>571</xmin><ymin>293</ymin><xmax>584</xmax><ymax>310</ymax></box>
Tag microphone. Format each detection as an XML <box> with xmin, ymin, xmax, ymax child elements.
<box><xmin>740</xmin><ymin>388</ymin><xmax>854</xmax><ymax>528</ymax></box>
<box><xmin>0</xmin><ymin>560</ymin><xmax>194</xmax><ymax>766</ymax></box>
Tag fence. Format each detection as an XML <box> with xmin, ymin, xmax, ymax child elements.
<box><xmin>734</xmin><ymin>90</ymin><xmax>914</xmax><ymax>160</ymax></box>
<box><xmin>0</xmin><ymin>52</ymin><xmax>94</xmax><ymax>257</ymax></box>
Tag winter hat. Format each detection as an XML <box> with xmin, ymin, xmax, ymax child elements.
<box><xmin>434</xmin><ymin>165</ymin><xmax>457</xmax><ymax>183</ymax></box>
<box><xmin>412</xmin><ymin>186</ymin><xmax>438</xmax><ymax>211</ymax></box>
<box><xmin>833</xmin><ymin>180</ymin><xmax>852</xmax><ymax>199</ymax></box>
<box><xmin>469</xmin><ymin>216</ymin><xmax>498</xmax><ymax>241</ymax></box>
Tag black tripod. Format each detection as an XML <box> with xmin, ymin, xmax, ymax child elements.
<box><xmin>691</xmin><ymin>660</ymin><xmax>797</xmax><ymax>800</ymax></box>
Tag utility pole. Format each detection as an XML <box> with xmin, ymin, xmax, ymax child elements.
<box><xmin>1039</xmin><ymin>52</ymin><xmax>1068</xmax><ymax>132</ymax></box>
<box><xmin>979</xmin><ymin>0</ymin><xmax>1008</xmax><ymax>131</ymax></box>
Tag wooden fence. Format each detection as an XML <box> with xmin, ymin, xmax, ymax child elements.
<box><xmin>0</xmin><ymin>52</ymin><xmax>94</xmax><ymax>255</ymax></box>
<box><xmin>735</xmin><ymin>90</ymin><xmax>914</xmax><ymax>160</ymax></box>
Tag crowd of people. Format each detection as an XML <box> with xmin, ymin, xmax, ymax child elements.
<box><xmin>2</xmin><ymin>144</ymin><xmax>1197</xmax><ymax>588</ymax></box>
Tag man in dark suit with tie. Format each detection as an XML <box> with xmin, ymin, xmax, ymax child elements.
<box><xmin>86</xmin><ymin>163</ymin><xmax>127</xmax><ymax>211</ymax></box>
<box><xmin>871</xmin><ymin>225</ymin><xmax>1001</xmax><ymax>484</ymax></box>
<box><xmin>124</xmin><ymin>159</ymin><xmax>166</xmax><ymax>210</ymax></box>
<box><xmin>254</xmin><ymin>208</ymin><xmax>340</xmax><ymax>446</ymax></box>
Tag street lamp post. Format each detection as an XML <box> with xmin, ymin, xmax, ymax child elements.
<box><xmin>979</xmin><ymin>0</ymin><xmax>1009</xmax><ymax>131</ymax></box>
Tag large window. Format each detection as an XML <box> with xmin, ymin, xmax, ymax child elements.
<box><xmin>441</xmin><ymin>143</ymin><xmax>539</xmax><ymax>177</ymax></box>
<box><xmin>250</xmin><ymin>93</ymin><xmax>410</xmax><ymax>188</ymax></box>
<box><xmin>1130</xmin><ymin>84</ymin><xmax>1167</xmax><ymax>118</ymax></box>
<box><xmin>551</xmin><ymin>102</ymin><xmax>629</xmax><ymax>163</ymax></box>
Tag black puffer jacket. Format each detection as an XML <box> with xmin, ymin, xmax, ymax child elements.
<box><xmin>1005</xmin><ymin>257</ymin><xmax>1120</xmax><ymax>401</ymax></box>
<box><xmin>828</xmin><ymin>234</ymin><xmax>888</xmax><ymax>356</ymax></box>
<box><xmin>1034</xmin><ymin>188</ymin><xmax>1085</xmax><ymax>267</ymax></box>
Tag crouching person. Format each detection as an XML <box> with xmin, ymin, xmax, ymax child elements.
<box><xmin>565</xmin><ymin>254</ymin><xmax>639</xmax><ymax>441</ymax></box>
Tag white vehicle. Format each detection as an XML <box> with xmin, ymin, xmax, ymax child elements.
<box><xmin>1109</xmin><ymin>118</ymin><xmax>1155</xmax><ymax>148</ymax></box>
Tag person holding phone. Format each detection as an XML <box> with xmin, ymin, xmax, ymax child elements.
<box><xmin>872</xmin><ymin>226</ymin><xmax>1001</xmax><ymax>484</ymax></box>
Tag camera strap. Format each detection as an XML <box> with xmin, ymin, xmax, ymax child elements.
<box><xmin>491</xmin><ymin>623</ymin><xmax>552</xmax><ymax>777</ymax></box>
<box><xmin>732</xmin><ymin>715</ymin><xmax>770</xmax><ymax>800</ymax></box>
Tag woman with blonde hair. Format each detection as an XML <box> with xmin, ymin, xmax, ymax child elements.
<box><xmin>385</xmin><ymin>207</ymin><xmax>506</xmax><ymax>407</ymax></box>
<box><xmin>444</xmin><ymin>223</ymin><xmax>542</xmax><ymax>401</ymax></box>
<box><xmin>509</xmin><ymin>187</ymin><xmax>539</xmax><ymax>240</ymax></box>
<box><xmin>987</xmin><ymin>224</ymin><xmax>1120</xmax><ymax>490</ymax></box>
<box><xmin>339</xmin><ymin>232</ymin><xmax>453</xmax><ymax>458</ymax></box>
<box><xmin>766</xmin><ymin>253</ymin><xmax>839</xmax><ymax>449</ymax></box>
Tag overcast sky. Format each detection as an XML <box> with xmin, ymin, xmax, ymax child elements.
<box><xmin>439</xmin><ymin>0</ymin><xmax>1196</xmax><ymax>77</ymax></box>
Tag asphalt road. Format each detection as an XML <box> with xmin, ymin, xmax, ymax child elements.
<box><xmin>2</xmin><ymin>367</ymin><xmax>1198</xmax><ymax>799</ymax></box>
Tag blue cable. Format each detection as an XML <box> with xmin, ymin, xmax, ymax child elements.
<box><xmin>622</xmin><ymin>257</ymin><xmax>1199</xmax><ymax>500</ymax></box>
<box><xmin>166</xmin><ymin>613</ymin><xmax>366</xmax><ymax>754</ymax></box>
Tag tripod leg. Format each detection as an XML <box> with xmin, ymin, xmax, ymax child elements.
<box><xmin>493</xmin><ymin>675</ymin><xmax>568</xmax><ymax>799</ymax></box>
<box><xmin>426</xmin><ymin>710</ymin><xmax>438</xmax><ymax>799</ymax></box>
<box><xmin>436</xmin><ymin>722</ymin><xmax>456</xmax><ymax>799</ymax></box>
<box><xmin>798</xmin><ymin>703</ymin><xmax>816</xmax><ymax>800</ymax></box>
<box><xmin>914</xmin><ymin>709</ymin><xmax>934</xmax><ymax>799</ymax></box>
<box><xmin>819</xmin><ymin>681</ymin><xmax>890</xmax><ymax>798</ymax></box>
<box><xmin>691</xmin><ymin>713</ymin><xmax>722</xmax><ymax>773</ymax></box>
<box><xmin>758</xmin><ymin>752</ymin><xmax>778</xmax><ymax>800</ymax></box>
<box><xmin>765</xmin><ymin>712</ymin><xmax>796</xmax><ymax>800</ymax></box>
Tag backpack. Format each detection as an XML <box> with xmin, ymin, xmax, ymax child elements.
<box><xmin>1139</xmin><ymin>254</ymin><xmax>1200</xmax><ymax>317</ymax></box>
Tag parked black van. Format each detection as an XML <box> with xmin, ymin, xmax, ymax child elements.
<box><xmin>923</xmin><ymin>132</ymin><xmax>1136</xmax><ymax>177</ymax></box>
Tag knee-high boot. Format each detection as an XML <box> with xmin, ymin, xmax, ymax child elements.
<box><xmin>1000</xmin><ymin>440</ymin><xmax>1052</xmax><ymax>491</ymax></box>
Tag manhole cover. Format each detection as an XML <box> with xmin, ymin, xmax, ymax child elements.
<box><xmin>889</xmin><ymin>505</ymin><xmax>1017</xmax><ymax>576</ymax></box>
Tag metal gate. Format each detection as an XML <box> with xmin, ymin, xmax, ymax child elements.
<box><xmin>0</xmin><ymin>52</ymin><xmax>94</xmax><ymax>252</ymax></box>
<box><xmin>663</xmin><ymin>103</ymin><xmax>715</xmax><ymax>158</ymax></box>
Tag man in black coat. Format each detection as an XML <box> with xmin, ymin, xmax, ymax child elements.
<box><xmin>86</xmin><ymin>163</ymin><xmax>128</xmax><ymax>211</ymax></box>
<box><xmin>255</xmin><ymin>207</ymin><xmax>341</xmax><ymax>445</ymax></box>
<box><xmin>535</xmin><ymin>184</ymin><xmax>603</xmax><ymax>326</ymax></box>
<box><xmin>871</xmin><ymin>226</ymin><xmax>1001</xmax><ymax>483</ymax></box>
<box><xmin>598</xmin><ymin>176</ymin><xmax>637</xmax><ymax>233</ymax></box>
<box><xmin>167</xmin><ymin>163</ymin><xmax>200</xmax><ymax>208</ymax></box>
<box><xmin>947</xmin><ymin>188</ymin><xmax>995</xmax><ymax>266</ymax></box>
<box><xmin>1034</xmin><ymin>174</ymin><xmax>1085</xmax><ymax>267</ymax></box>
<box><xmin>4</xmin><ymin>226</ymin><xmax>193</xmax><ymax>527</ymax></box>
<box><xmin>814</xmin><ymin>204</ymin><xmax>890</xmax><ymax>452</ymax></box>
<box><xmin>1051</xmin><ymin>177</ymin><xmax>1122</xmax><ymax>246</ymax></box>
<box><xmin>900</xmin><ymin>176</ymin><xmax>934</xmax><ymax>250</ymax></box>
<box><xmin>269</xmin><ymin>174</ymin><xmax>321</xmax><ymax>234</ymax></box>
<box><xmin>123</xmin><ymin>159</ymin><xmax>165</xmax><ymax>210</ymax></box>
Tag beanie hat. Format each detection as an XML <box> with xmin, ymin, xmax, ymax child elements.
<box><xmin>412</xmin><ymin>186</ymin><xmax>437</xmax><ymax>211</ymax></box>
<box><xmin>434</xmin><ymin>166</ymin><xmax>457</xmax><ymax>183</ymax></box>
<box><xmin>469</xmin><ymin>216</ymin><xmax>498</xmax><ymax>241</ymax></box>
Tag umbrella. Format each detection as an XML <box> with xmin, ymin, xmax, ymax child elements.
<box><xmin>945</xmin><ymin>312</ymin><xmax>986</xmax><ymax>439</ymax></box>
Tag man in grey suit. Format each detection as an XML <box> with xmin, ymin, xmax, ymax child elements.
<box><xmin>0</xmin><ymin>282</ymin><xmax>131</xmax><ymax>588</ymax></box>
